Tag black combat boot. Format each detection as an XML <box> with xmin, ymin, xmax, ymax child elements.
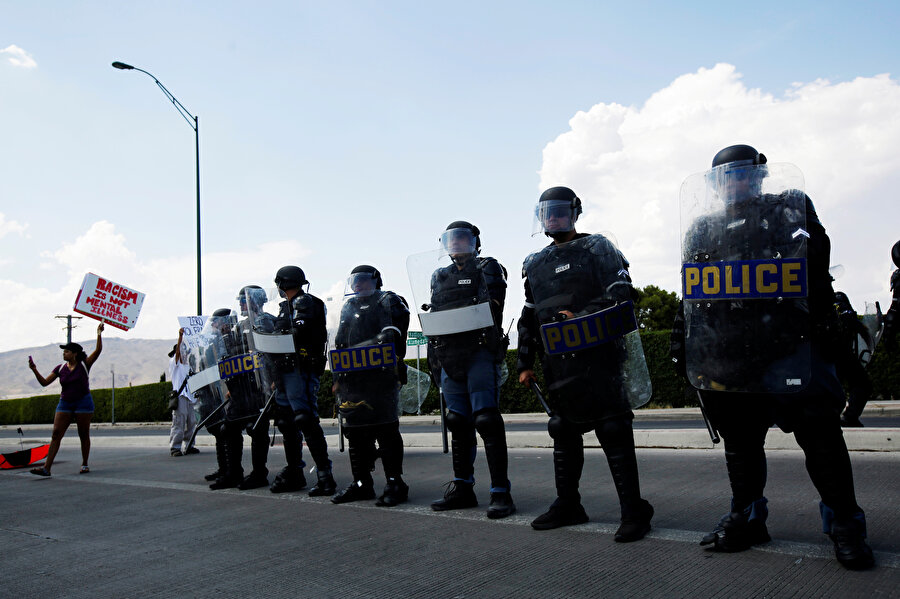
<box><xmin>331</xmin><ymin>479</ymin><xmax>376</xmax><ymax>504</ymax></box>
<box><xmin>308</xmin><ymin>469</ymin><xmax>338</xmax><ymax>497</ymax></box>
<box><xmin>269</xmin><ymin>466</ymin><xmax>307</xmax><ymax>493</ymax></box>
<box><xmin>431</xmin><ymin>480</ymin><xmax>478</xmax><ymax>511</ymax></box>
<box><xmin>210</xmin><ymin>435</ymin><xmax>243</xmax><ymax>490</ymax></box>
<box><xmin>532</xmin><ymin>444</ymin><xmax>588</xmax><ymax>530</ymax></box>
<box><xmin>486</xmin><ymin>491</ymin><xmax>516</xmax><ymax>519</ymax></box>
<box><xmin>830</xmin><ymin>517</ymin><xmax>875</xmax><ymax>570</ymax></box>
<box><xmin>332</xmin><ymin>444</ymin><xmax>374</xmax><ymax>504</ymax></box>
<box><xmin>615</xmin><ymin>499</ymin><xmax>654</xmax><ymax>543</ymax></box>
<box><xmin>531</xmin><ymin>497</ymin><xmax>589</xmax><ymax>530</ymax></box>
<box><xmin>700</xmin><ymin>500</ymin><xmax>771</xmax><ymax>552</ymax></box>
<box><xmin>237</xmin><ymin>470</ymin><xmax>269</xmax><ymax>490</ymax></box>
<box><xmin>376</xmin><ymin>477</ymin><xmax>410</xmax><ymax>507</ymax></box>
<box><xmin>205</xmin><ymin>440</ymin><xmax>227</xmax><ymax>481</ymax></box>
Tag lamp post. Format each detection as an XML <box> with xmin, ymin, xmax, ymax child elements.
<box><xmin>112</xmin><ymin>61</ymin><xmax>202</xmax><ymax>315</ymax></box>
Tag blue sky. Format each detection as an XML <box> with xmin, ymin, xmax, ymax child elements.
<box><xmin>2</xmin><ymin>1</ymin><xmax>899</xmax><ymax>350</ymax></box>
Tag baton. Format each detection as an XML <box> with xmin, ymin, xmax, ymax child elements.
<box><xmin>438</xmin><ymin>388</ymin><xmax>449</xmax><ymax>454</ymax></box>
<box><xmin>338</xmin><ymin>410</ymin><xmax>345</xmax><ymax>453</ymax></box>
<box><xmin>695</xmin><ymin>390</ymin><xmax>720</xmax><ymax>444</ymax></box>
<box><xmin>252</xmin><ymin>389</ymin><xmax>277</xmax><ymax>432</ymax></box>
<box><xmin>188</xmin><ymin>396</ymin><xmax>232</xmax><ymax>447</ymax></box>
<box><xmin>531</xmin><ymin>382</ymin><xmax>552</xmax><ymax>416</ymax></box>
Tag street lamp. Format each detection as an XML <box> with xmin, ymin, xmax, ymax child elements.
<box><xmin>112</xmin><ymin>61</ymin><xmax>202</xmax><ymax>315</ymax></box>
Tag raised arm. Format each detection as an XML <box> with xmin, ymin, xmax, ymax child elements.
<box><xmin>85</xmin><ymin>323</ymin><xmax>105</xmax><ymax>369</ymax></box>
<box><xmin>174</xmin><ymin>328</ymin><xmax>185</xmax><ymax>362</ymax></box>
<box><xmin>28</xmin><ymin>357</ymin><xmax>58</xmax><ymax>387</ymax></box>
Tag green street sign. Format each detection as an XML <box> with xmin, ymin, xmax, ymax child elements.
<box><xmin>407</xmin><ymin>331</ymin><xmax>425</xmax><ymax>339</ymax></box>
<box><xmin>406</xmin><ymin>338</ymin><xmax>428</xmax><ymax>346</ymax></box>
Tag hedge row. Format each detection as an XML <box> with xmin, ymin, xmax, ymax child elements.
<box><xmin>2</xmin><ymin>331</ymin><xmax>895</xmax><ymax>425</ymax></box>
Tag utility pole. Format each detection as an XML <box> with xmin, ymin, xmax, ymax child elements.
<box><xmin>55</xmin><ymin>314</ymin><xmax>83</xmax><ymax>344</ymax></box>
<box><xmin>111</xmin><ymin>364</ymin><xmax>116</xmax><ymax>426</ymax></box>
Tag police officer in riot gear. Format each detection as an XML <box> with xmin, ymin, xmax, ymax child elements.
<box><xmin>208</xmin><ymin>296</ymin><xmax>271</xmax><ymax>489</ymax></box>
<box><xmin>882</xmin><ymin>240</ymin><xmax>900</xmax><ymax>349</ymax></box>
<box><xmin>517</xmin><ymin>187</ymin><xmax>654</xmax><ymax>541</ymax></box>
<box><xmin>198</xmin><ymin>308</ymin><xmax>241</xmax><ymax>490</ymax></box>
<box><xmin>228</xmin><ymin>285</ymin><xmax>276</xmax><ymax>489</ymax></box>
<box><xmin>427</xmin><ymin>222</ymin><xmax>516</xmax><ymax>519</ymax></box>
<box><xmin>832</xmin><ymin>291</ymin><xmax>874</xmax><ymax>428</ymax></box>
<box><xmin>330</xmin><ymin>265</ymin><xmax>412</xmax><ymax>506</ymax></box>
<box><xmin>671</xmin><ymin>144</ymin><xmax>874</xmax><ymax>570</ymax></box>
<box><xmin>269</xmin><ymin>265</ymin><xmax>337</xmax><ymax>496</ymax></box>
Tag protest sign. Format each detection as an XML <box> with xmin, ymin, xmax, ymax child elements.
<box><xmin>73</xmin><ymin>273</ymin><xmax>145</xmax><ymax>331</ymax></box>
<box><xmin>177</xmin><ymin>315</ymin><xmax>208</xmax><ymax>352</ymax></box>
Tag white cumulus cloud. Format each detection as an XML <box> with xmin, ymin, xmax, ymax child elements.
<box><xmin>0</xmin><ymin>213</ymin><xmax>28</xmax><ymax>239</ymax></box>
<box><xmin>0</xmin><ymin>220</ymin><xmax>314</xmax><ymax>351</ymax></box>
<box><xmin>540</xmin><ymin>63</ymin><xmax>900</xmax><ymax>311</ymax></box>
<box><xmin>1</xmin><ymin>44</ymin><xmax>37</xmax><ymax>69</ymax></box>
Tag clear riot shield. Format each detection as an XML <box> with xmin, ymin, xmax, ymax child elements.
<box><xmin>217</xmin><ymin>288</ymin><xmax>273</xmax><ymax>424</ymax></box>
<box><xmin>244</xmin><ymin>287</ymin><xmax>293</xmax><ymax>405</ymax></box>
<box><xmin>524</xmin><ymin>234</ymin><xmax>652</xmax><ymax>422</ymax></box>
<box><xmin>406</xmin><ymin>249</ymin><xmax>495</xmax><ymax>337</ymax></box>
<box><xmin>858</xmin><ymin>302</ymin><xmax>884</xmax><ymax>367</ymax></box>
<box><xmin>407</xmin><ymin>248</ymin><xmax>496</xmax><ymax>382</ymax></box>
<box><xmin>186</xmin><ymin>319</ymin><xmax>229</xmax><ymax>430</ymax></box>
<box><xmin>330</xmin><ymin>286</ymin><xmax>402</xmax><ymax>426</ymax></box>
<box><xmin>398</xmin><ymin>364</ymin><xmax>431</xmax><ymax>415</ymax></box>
<box><xmin>680</xmin><ymin>162</ymin><xmax>811</xmax><ymax>393</ymax></box>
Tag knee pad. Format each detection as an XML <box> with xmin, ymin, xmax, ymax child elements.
<box><xmin>473</xmin><ymin>408</ymin><xmax>504</xmax><ymax>439</ymax></box>
<box><xmin>445</xmin><ymin>410</ymin><xmax>472</xmax><ymax>435</ymax></box>
<box><xmin>342</xmin><ymin>426</ymin><xmax>365</xmax><ymax>443</ymax></box>
<box><xmin>274</xmin><ymin>404</ymin><xmax>296</xmax><ymax>431</ymax></box>
<box><xmin>547</xmin><ymin>415</ymin><xmax>568</xmax><ymax>440</ymax></box>
<box><xmin>293</xmin><ymin>410</ymin><xmax>318</xmax><ymax>429</ymax></box>
<box><xmin>596</xmin><ymin>417</ymin><xmax>633</xmax><ymax>448</ymax></box>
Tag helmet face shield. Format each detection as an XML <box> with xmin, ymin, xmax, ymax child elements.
<box><xmin>706</xmin><ymin>161</ymin><xmax>768</xmax><ymax>205</ymax></box>
<box><xmin>203</xmin><ymin>311</ymin><xmax>237</xmax><ymax>335</ymax></box>
<box><xmin>534</xmin><ymin>199</ymin><xmax>577</xmax><ymax>236</ymax></box>
<box><xmin>345</xmin><ymin>271</ymin><xmax>378</xmax><ymax>298</ymax></box>
<box><xmin>236</xmin><ymin>286</ymin><xmax>267</xmax><ymax>316</ymax></box>
<box><xmin>440</xmin><ymin>228</ymin><xmax>477</xmax><ymax>257</ymax></box>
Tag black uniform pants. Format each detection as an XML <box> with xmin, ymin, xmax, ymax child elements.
<box><xmin>342</xmin><ymin>421</ymin><xmax>404</xmax><ymax>483</ymax></box>
<box><xmin>704</xmin><ymin>390</ymin><xmax>862</xmax><ymax>519</ymax></box>
<box><xmin>549</xmin><ymin>412</ymin><xmax>645</xmax><ymax>515</ymax></box>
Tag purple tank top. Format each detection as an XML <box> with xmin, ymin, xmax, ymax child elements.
<box><xmin>53</xmin><ymin>362</ymin><xmax>91</xmax><ymax>402</ymax></box>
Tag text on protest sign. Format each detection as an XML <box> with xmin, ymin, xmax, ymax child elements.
<box><xmin>73</xmin><ymin>273</ymin><xmax>146</xmax><ymax>331</ymax></box>
<box><xmin>178</xmin><ymin>315</ymin><xmax>209</xmax><ymax>352</ymax></box>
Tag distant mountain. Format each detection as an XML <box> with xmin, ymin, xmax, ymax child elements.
<box><xmin>0</xmin><ymin>338</ymin><xmax>176</xmax><ymax>399</ymax></box>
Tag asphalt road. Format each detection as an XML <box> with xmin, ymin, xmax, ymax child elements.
<box><xmin>2</xmin><ymin>442</ymin><xmax>898</xmax><ymax>598</ymax></box>
<box><xmin>3</xmin><ymin>414</ymin><xmax>899</xmax><ymax>440</ymax></box>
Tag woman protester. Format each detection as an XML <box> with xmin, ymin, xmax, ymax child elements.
<box><xmin>28</xmin><ymin>323</ymin><xmax>104</xmax><ymax>476</ymax></box>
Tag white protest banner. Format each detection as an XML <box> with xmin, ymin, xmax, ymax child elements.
<box><xmin>177</xmin><ymin>315</ymin><xmax>208</xmax><ymax>352</ymax></box>
<box><xmin>73</xmin><ymin>272</ymin><xmax>146</xmax><ymax>331</ymax></box>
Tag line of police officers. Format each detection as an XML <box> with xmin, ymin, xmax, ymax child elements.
<box><xmin>185</xmin><ymin>144</ymin><xmax>879</xmax><ymax>571</ymax></box>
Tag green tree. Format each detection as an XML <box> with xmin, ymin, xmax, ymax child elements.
<box><xmin>634</xmin><ymin>284</ymin><xmax>679</xmax><ymax>331</ymax></box>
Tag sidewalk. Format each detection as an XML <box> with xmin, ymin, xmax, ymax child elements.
<box><xmin>6</xmin><ymin>402</ymin><xmax>899</xmax><ymax>451</ymax></box>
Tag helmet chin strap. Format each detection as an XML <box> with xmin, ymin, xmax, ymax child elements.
<box><xmin>451</xmin><ymin>252</ymin><xmax>472</xmax><ymax>267</ymax></box>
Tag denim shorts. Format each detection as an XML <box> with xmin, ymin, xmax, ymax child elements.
<box><xmin>56</xmin><ymin>393</ymin><xmax>95</xmax><ymax>414</ymax></box>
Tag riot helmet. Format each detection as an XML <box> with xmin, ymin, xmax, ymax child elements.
<box><xmin>533</xmin><ymin>186</ymin><xmax>582</xmax><ymax>237</ymax></box>
<box><xmin>236</xmin><ymin>285</ymin><xmax>267</xmax><ymax>316</ymax></box>
<box><xmin>204</xmin><ymin>307</ymin><xmax>237</xmax><ymax>335</ymax></box>
<box><xmin>709</xmin><ymin>144</ymin><xmax>768</xmax><ymax>204</ymax></box>
<box><xmin>834</xmin><ymin>291</ymin><xmax>852</xmax><ymax>313</ymax></box>
<box><xmin>892</xmin><ymin>240</ymin><xmax>900</xmax><ymax>269</ymax></box>
<box><xmin>440</xmin><ymin>221</ymin><xmax>481</xmax><ymax>261</ymax></box>
<box><xmin>274</xmin><ymin>265</ymin><xmax>308</xmax><ymax>294</ymax></box>
<box><xmin>346</xmin><ymin>264</ymin><xmax>382</xmax><ymax>298</ymax></box>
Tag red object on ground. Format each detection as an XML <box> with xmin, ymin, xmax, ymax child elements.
<box><xmin>0</xmin><ymin>444</ymin><xmax>50</xmax><ymax>469</ymax></box>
